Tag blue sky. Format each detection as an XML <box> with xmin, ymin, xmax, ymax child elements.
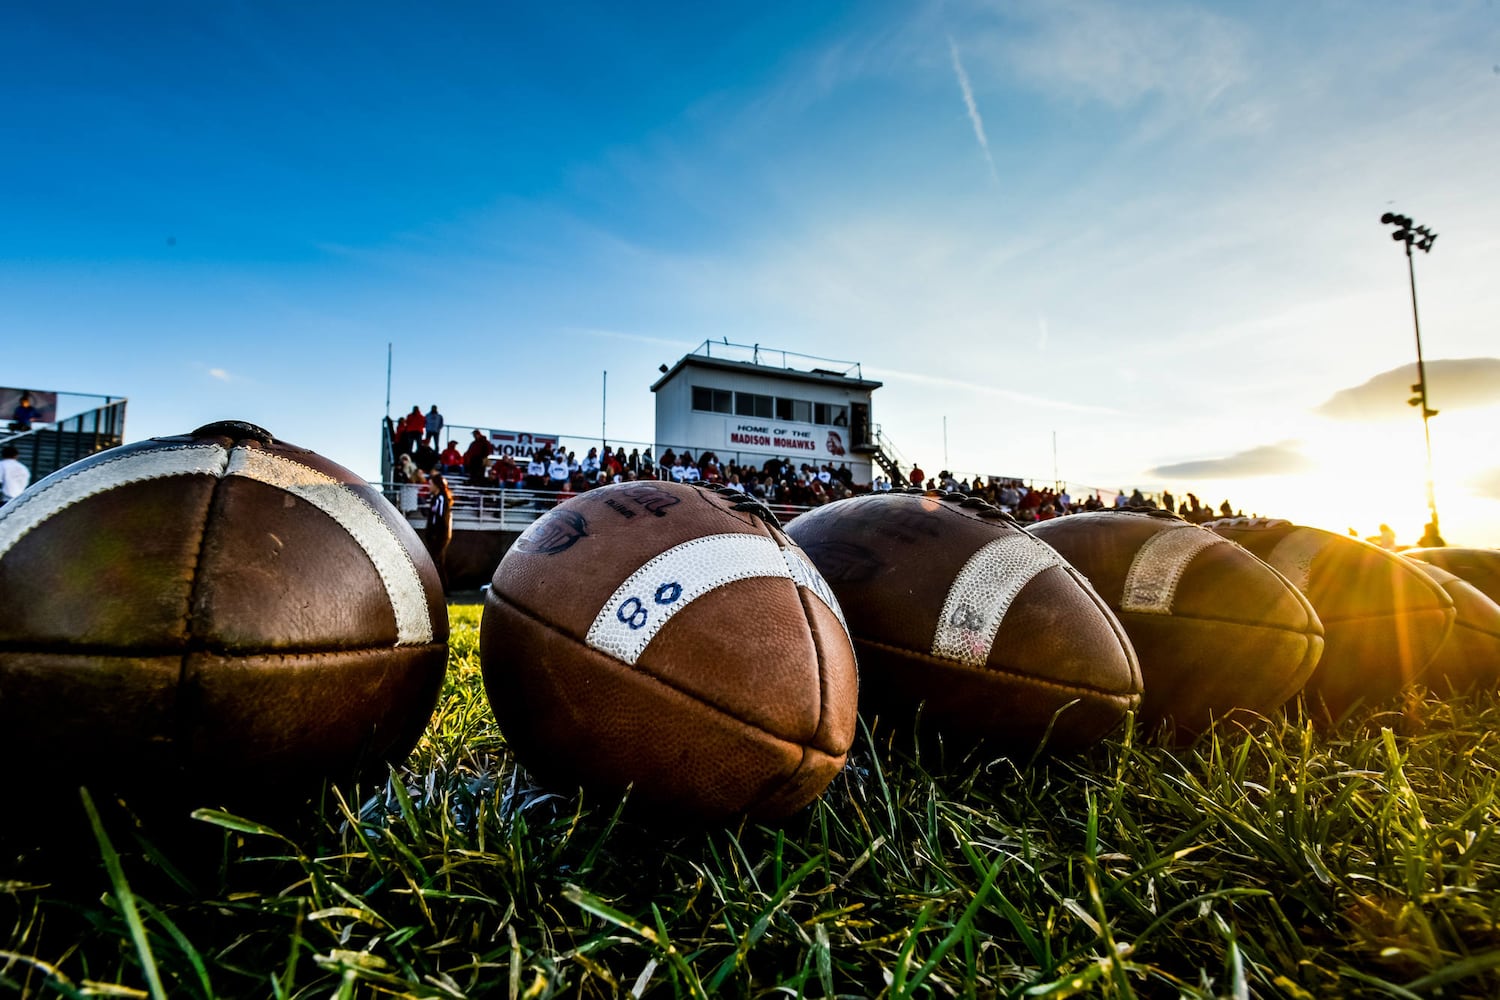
<box><xmin>5</xmin><ymin>1</ymin><xmax>1500</xmax><ymax>544</ymax></box>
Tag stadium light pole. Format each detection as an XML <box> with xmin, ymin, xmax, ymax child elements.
<box><xmin>1380</xmin><ymin>211</ymin><xmax>1440</xmax><ymax>542</ymax></box>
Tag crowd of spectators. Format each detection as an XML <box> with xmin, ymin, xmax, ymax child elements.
<box><xmin>387</xmin><ymin>416</ymin><xmax>1240</xmax><ymax>524</ymax></box>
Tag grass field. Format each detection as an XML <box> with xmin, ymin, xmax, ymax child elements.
<box><xmin>5</xmin><ymin>603</ymin><xmax>1500</xmax><ymax>998</ymax></box>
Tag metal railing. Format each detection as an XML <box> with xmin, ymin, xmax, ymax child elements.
<box><xmin>3</xmin><ymin>399</ymin><xmax>127</xmax><ymax>479</ymax></box>
<box><xmin>377</xmin><ymin>481</ymin><xmax>820</xmax><ymax>529</ymax></box>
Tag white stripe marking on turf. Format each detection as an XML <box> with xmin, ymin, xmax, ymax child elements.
<box><xmin>0</xmin><ymin>444</ymin><xmax>229</xmax><ymax>561</ymax></box>
<box><xmin>1120</xmin><ymin>524</ymin><xmax>1225</xmax><ymax>614</ymax></box>
<box><xmin>1261</xmin><ymin>527</ymin><xmax>1328</xmax><ymax>592</ymax></box>
<box><xmin>226</xmin><ymin>448</ymin><xmax>434</xmax><ymax>645</ymax></box>
<box><xmin>587</xmin><ymin>533</ymin><xmax>801</xmax><ymax>664</ymax></box>
<box><xmin>931</xmin><ymin>532</ymin><xmax>1061</xmax><ymax>666</ymax></box>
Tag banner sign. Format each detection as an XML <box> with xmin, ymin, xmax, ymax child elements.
<box><xmin>725</xmin><ymin>419</ymin><xmax>848</xmax><ymax>462</ymax></box>
<box><xmin>1</xmin><ymin>387</ymin><xmax>58</xmax><ymax>428</ymax></box>
<box><xmin>486</xmin><ymin>429</ymin><xmax>560</xmax><ymax>460</ymax></box>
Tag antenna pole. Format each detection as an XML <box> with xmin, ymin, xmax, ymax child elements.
<box><xmin>384</xmin><ymin>343</ymin><xmax>393</xmax><ymax>419</ymax></box>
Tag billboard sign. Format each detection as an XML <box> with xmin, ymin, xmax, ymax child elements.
<box><xmin>725</xmin><ymin>419</ymin><xmax>848</xmax><ymax>462</ymax></box>
<box><xmin>486</xmin><ymin>429</ymin><xmax>560</xmax><ymax>460</ymax></box>
<box><xmin>1</xmin><ymin>387</ymin><xmax>58</xmax><ymax>429</ymax></box>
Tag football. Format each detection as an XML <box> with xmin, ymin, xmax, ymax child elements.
<box><xmin>1207</xmin><ymin>518</ymin><xmax>1453</xmax><ymax>722</ymax></box>
<box><xmin>1405</xmin><ymin>560</ymin><xmax>1500</xmax><ymax>697</ymax></box>
<box><xmin>784</xmin><ymin>490</ymin><xmax>1141</xmax><ymax>752</ymax></box>
<box><xmin>1405</xmin><ymin>548</ymin><xmax>1500</xmax><ymax>607</ymax></box>
<box><xmin>480</xmin><ymin>481</ymin><xmax>857</xmax><ymax>823</ymax></box>
<box><xmin>1030</xmin><ymin>509</ymin><xmax>1323</xmax><ymax>736</ymax></box>
<box><xmin>0</xmin><ymin>421</ymin><xmax>449</xmax><ymax>809</ymax></box>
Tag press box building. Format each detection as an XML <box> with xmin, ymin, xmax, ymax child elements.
<box><xmin>651</xmin><ymin>343</ymin><xmax>888</xmax><ymax>484</ymax></box>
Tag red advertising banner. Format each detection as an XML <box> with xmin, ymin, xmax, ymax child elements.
<box><xmin>1</xmin><ymin>387</ymin><xmax>58</xmax><ymax>430</ymax></box>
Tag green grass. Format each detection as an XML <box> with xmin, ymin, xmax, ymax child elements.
<box><xmin>5</xmin><ymin>605</ymin><xmax>1500</xmax><ymax>998</ymax></box>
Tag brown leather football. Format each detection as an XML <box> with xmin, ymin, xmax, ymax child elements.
<box><xmin>1405</xmin><ymin>561</ymin><xmax>1500</xmax><ymax>697</ymax></box>
<box><xmin>1404</xmin><ymin>548</ymin><xmax>1500</xmax><ymax>607</ymax></box>
<box><xmin>1030</xmin><ymin>510</ymin><xmax>1324</xmax><ymax>737</ymax></box>
<box><xmin>1207</xmin><ymin>518</ymin><xmax>1453</xmax><ymax>722</ymax></box>
<box><xmin>0</xmin><ymin>421</ymin><xmax>449</xmax><ymax>806</ymax></box>
<box><xmin>480</xmin><ymin>481</ymin><xmax>857</xmax><ymax>823</ymax></box>
<box><xmin>785</xmin><ymin>491</ymin><xmax>1141</xmax><ymax>751</ymax></box>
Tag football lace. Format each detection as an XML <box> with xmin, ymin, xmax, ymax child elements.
<box><xmin>692</xmin><ymin>482</ymin><xmax>784</xmax><ymax>528</ymax></box>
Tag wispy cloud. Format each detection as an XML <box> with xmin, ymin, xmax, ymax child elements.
<box><xmin>1316</xmin><ymin>358</ymin><xmax>1500</xmax><ymax>421</ymax></box>
<box><xmin>208</xmin><ymin>367</ymin><xmax>232</xmax><ymax>381</ymax></box>
<box><xmin>569</xmin><ymin>327</ymin><xmax>696</xmax><ymax>351</ymax></box>
<box><xmin>947</xmin><ymin>35</ymin><xmax>999</xmax><ymax>184</ymax></box>
<box><xmin>867</xmin><ymin>366</ymin><xmax>1119</xmax><ymax>415</ymax></box>
<box><xmin>1147</xmin><ymin>441</ymin><xmax>1312</xmax><ymax>480</ymax></box>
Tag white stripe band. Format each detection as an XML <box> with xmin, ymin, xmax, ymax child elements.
<box><xmin>932</xmin><ymin>532</ymin><xmax>1061</xmax><ymax>666</ymax></box>
<box><xmin>226</xmin><ymin>449</ymin><xmax>434</xmax><ymax>645</ymax></box>
<box><xmin>1262</xmin><ymin>527</ymin><xmax>1328</xmax><ymax>592</ymax></box>
<box><xmin>585</xmin><ymin>533</ymin><xmax>844</xmax><ymax>665</ymax></box>
<box><xmin>1121</xmin><ymin>525</ymin><xmax>1224</xmax><ymax>614</ymax></box>
<box><xmin>0</xmin><ymin>444</ymin><xmax>230</xmax><ymax>561</ymax></box>
<box><xmin>782</xmin><ymin>545</ymin><xmax>849</xmax><ymax>633</ymax></box>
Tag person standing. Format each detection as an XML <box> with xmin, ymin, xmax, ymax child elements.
<box><xmin>8</xmin><ymin>395</ymin><xmax>39</xmax><ymax>432</ymax></box>
<box><xmin>0</xmin><ymin>446</ymin><xmax>30</xmax><ymax>505</ymax></box>
<box><xmin>463</xmin><ymin>429</ymin><xmax>493</xmax><ymax>487</ymax></box>
<box><xmin>425</xmin><ymin>473</ymin><xmax>454</xmax><ymax>594</ymax></box>
<box><xmin>424</xmin><ymin>405</ymin><xmax>445</xmax><ymax>448</ymax></box>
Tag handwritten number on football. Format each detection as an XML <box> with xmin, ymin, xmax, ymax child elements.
<box><xmin>618</xmin><ymin>581</ymin><xmax>685</xmax><ymax>630</ymax></box>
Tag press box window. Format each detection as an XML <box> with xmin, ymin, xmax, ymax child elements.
<box><xmin>736</xmin><ymin>392</ymin><xmax>773</xmax><ymax>418</ymax></box>
<box><xmin>692</xmin><ymin>386</ymin><xmax>733</xmax><ymax>413</ymax></box>
<box><xmin>814</xmin><ymin>403</ymin><xmax>849</xmax><ymax>426</ymax></box>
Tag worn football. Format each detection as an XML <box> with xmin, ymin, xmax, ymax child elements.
<box><xmin>480</xmin><ymin>481</ymin><xmax>857</xmax><ymax>822</ymax></box>
<box><xmin>0</xmin><ymin>421</ymin><xmax>449</xmax><ymax>807</ymax></box>
<box><xmin>1207</xmin><ymin>518</ymin><xmax>1453</xmax><ymax>722</ymax></box>
<box><xmin>1405</xmin><ymin>548</ymin><xmax>1500</xmax><ymax>607</ymax></box>
<box><xmin>1405</xmin><ymin>561</ymin><xmax>1500</xmax><ymax>697</ymax></box>
<box><xmin>1029</xmin><ymin>510</ymin><xmax>1324</xmax><ymax>736</ymax></box>
<box><xmin>784</xmin><ymin>490</ymin><xmax>1141</xmax><ymax>752</ymax></box>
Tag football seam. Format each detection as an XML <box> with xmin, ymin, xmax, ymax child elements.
<box><xmin>852</xmin><ymin>636</ymin><xmax>1140</xmax><ymax>703</ymax></box>
<box><xmin>795</xmin><ymin>586</ymin><xmax>837</xmax><ymax>752</ymax></box>
<box><xmin>1312</xmin><ymin>606</ymin><xmax>1455</xmax><ymax>626</ymax></box>
<box><xmin>488</xmin><ymin>590</ymin><xmax>828</xmax><ymax>751</ymax></box>
<box><xmin>1114</xmin><ymin>607</ymin><xmax>1324</xmax><ymax>635</ymax></box>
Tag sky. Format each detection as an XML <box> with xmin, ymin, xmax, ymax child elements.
<box><xmin>4</xmin><ymin>0</ymin><xmax>1500</xmax><ymax>546</ymax></box>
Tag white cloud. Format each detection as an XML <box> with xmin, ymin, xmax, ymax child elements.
<box><xmin>208</xmin><ymin>367</ymin><xmax>231</xmax><ymax>381</ymax></box>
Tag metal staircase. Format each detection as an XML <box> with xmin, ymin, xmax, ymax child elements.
<box><xmin>853</xmin><ymin>424</ymin><xmax>910</xmax><ymax>484</ymax></box>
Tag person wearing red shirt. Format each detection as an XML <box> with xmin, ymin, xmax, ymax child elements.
<box><xmin>908</xmin><ymin>464</ymin><xmax>925</xmax><ymax>488</ymax></box>
<box><xmin>438</xmin><ymin>440</ymin><xmax>463</xmax><ymax>472</ymax></box>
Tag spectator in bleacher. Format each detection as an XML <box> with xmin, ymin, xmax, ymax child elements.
<box><xmin>8</xmin><ymin>395</ymin><xmax>39</xmax><ymax>432</ymax></box>
<box><xmin>413</xmin><ymin>439</ymin><xmax>439</xmax><ymax>475</ymax></box>
<box><xmin>0</xmin><ymin>446</ymin><xmax>30</xmax><ymax>505</ymax></box>
<box><xmin>394</xmin><ymin>453</ymin><xmax>426</xmax><ymax>514</ymax></box>
<box><xmin>908</xmin><ymin>464</ymin><xmax>925</xmax><ymax>487</ymax></box>
<box><xmin>524</xmin><ymin>452</ymin><xmax>547</xmax><ymax>489</ymax></box>
<box><xmin>493</xmin><ymin>454</ymin><xmax>520</xmax><ymax>489</ymax></box>
<box><xmin>397</xmin><ymin>406</ymin><xmax>425</xmax><ymax>455</ymax></box>
<box><xmin>463</xmin><ymin>429</ymin><xmax>493</xmax><ymax>487</ymax></box>
<box><xmin>548</xmin><ymin>452</ymin><xmax>570</xmax><ymax>490</ymax></box>
<box><xmin>1219</xmin><ymin>499</ymin><xmax>1233</xmax><ymax>518</ymax></box>
<box><xmin>424</xmin><ymin>406</ymin><xmax>445</xmax><ymax>448</ymax></box>
<box><xmin>439</xmin><ymin>440</ymin><xmax>464</xmax><ymax>472</ymax></box>
<box><xmin>582</xmin><ymin>447</ymin><xmax>600</xmax><ymax>482</ymax></box>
